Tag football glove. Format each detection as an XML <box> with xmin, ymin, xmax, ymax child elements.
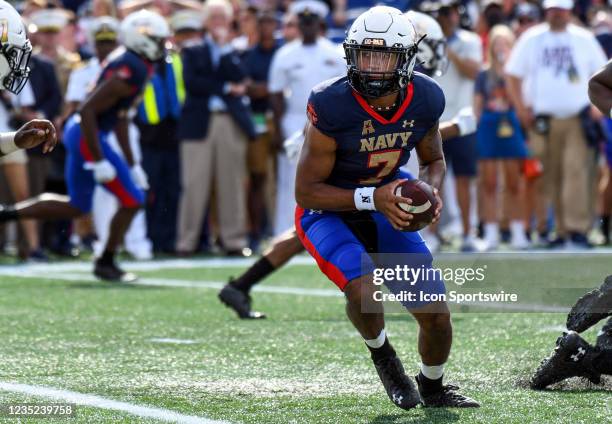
<box><xmin>84</xmin><ymin>159</ymin><xmax>116</xmax><ymax>183</ymax></box>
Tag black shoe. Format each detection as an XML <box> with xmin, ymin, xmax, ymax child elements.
<box><xmin>596</xmin><ymin>317</ymin><xmax>612</xmax><ymax>350</ymax></box>
<box><xmin>415</xmin><ymin>374</ymin><xmax>479</xmax><ymax>407</ymax></box>
<box><xmin>218</xmin><ymin>284</ymin><xmax>265</xmax><ymax>319</ymax></box>
<box><xmin>373</xmin><ymin>356</ymin><xmax>421</xmax><ymax>410</ymax></box>
<box><xmin>566</xmin><ymin>276</ymin><xmax>612</xmax><ymax>333</ymax></box>
<box><xmin>568</xmin><ymin>232</ymin><xmax>593</xmax><ymax>249</ymax></box>
<box><xmin>27</xmin><ymin>249</ymin><xmax>49</xmax><ymax>263</ymax></box>
<box><xmin>93</xmin><ymin>260</ymin><xmax>138</xmax><ymax>282</ymax></box>
<box><xmin>530</xmin><ymin>331</ymin><xmax>601</xmax><ymax>390</ymax></box>
<box><xmin>547</xmin><ymin>237</ymin><xmax>566</xmax><ymax>249</ymax></box>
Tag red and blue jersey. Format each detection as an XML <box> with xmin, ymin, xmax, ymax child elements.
<box><xmin>306</xmin><ymin>72</ymin><xmax>445</xmax><ymax>189</ymax></box>
<box><xmin>95</xmin><ymin>49</ymin><xmax>152</xmax><ymax>132</ymax></box>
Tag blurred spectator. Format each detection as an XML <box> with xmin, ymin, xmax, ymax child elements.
<box><xmin>474</xmin><ymin>25</ymin><xmax>529</xmax><ymax>250</ymax></box>
<box><xmin>242</xmin><ymin>10</ymin><xmax>281</xmax><ymax>244</ymax></box>
<box><xmin>505</xmin><ymin>0</ymin><xmax>607</xmax><ymax>248</ymax></box>
<box><xmin>134</xmin><ymin>11</ymin><xmax>194</xmax><ymax>253</ymax></box>
<box><xmin>591</xmin><ymin>8</ymin><xmax>612</xmax><ymax>58</ymax></box>
<box><xmin>513</xmin><ymin>2</ymin><xmax>542</xmax><ymax>37</ymax></box>
<box><xmin>232</xmin><ymin>5</ymin><xmax>259</xmax><ymax>52</ymax></box>
<box><xmin>176</xmin><ymin>0</ymin><xmax>256</xmax><ymax>256</ymax></box>
<box><xmin>0</xmin><ymin>84</ymin><xmax>46</xmax><ymax>260</ymax></box>
<box><xmin>281</xmin><ymin>12</ymin><xmax>300</xmax><ymax>42</ymax></box>
<box><xmin>170</xmin><ymin>8</ymin><xmax>204</xmax><ymax>47</ymax></box>
<box><xmin>28</xmin><ymin>8</ymin><xmax>82</xmax><ymax>94</ymax></box>
<box><xmin>268</xmin><ymin>0</ymin><xmax>345</xmax><ymax>236</ymax></box>
<box><xmin>430</xmin><ymin>0</ymin><xmax>483</xmax><ymax>251</ymax></box>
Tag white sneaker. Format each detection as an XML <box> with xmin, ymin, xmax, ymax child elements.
<box><xmin>509</xmin><ymin>221</ymin><xmax>530</xmax><ymax>250</ymax></box>
<box><xmin>460</xmin><ymin>235</ymin><xmax>477</xmax><ymax>252</ymax></box>
<box><xmin>483</xmin><ymin>222</ymin><xmax>499</xmax><ymax>251</ymax></box>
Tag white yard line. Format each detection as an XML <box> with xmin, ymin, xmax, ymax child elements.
<box><xmin>0</xmin><ymin>269</ymin><xmax>569</xmax><ymax>312</ymax></box>
<box><xmin>149</xmin><ymin>338</ymin><xmax>199</xmax><ymax>345</ymax></box>
<box><xmin>1</xmin><ymin>248</ymin><xmax>611</xmax><ymax>274</ymax></box>
<box><xmin>0</xmin><ymin>382</ymin><xmax>230</xmax><ymax>424</ymax></box>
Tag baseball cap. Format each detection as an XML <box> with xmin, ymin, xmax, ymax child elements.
<box><xmin>542</xmin><ymin>0</ymin><xmax>573</xmax><ymax>10</ymax></box>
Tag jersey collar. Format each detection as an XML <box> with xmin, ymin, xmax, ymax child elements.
<box><xmin>351</xmin><ymin>83</ymin><xmax>415</xmax><ymax>125</ymax></box>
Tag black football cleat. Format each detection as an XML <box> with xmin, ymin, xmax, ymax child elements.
<box><xmin>415</xmin><ymin>375</ymin><xmax>479</xmax><ymax>408</ymax></box>
<box><xmin>530</xmin><ymin>331</ymin><xmax>601</xmax><ymax>390</ymax></box>
<box><xmin>93</xmin><ymin>260</ymin><xmax>138</xmax><ymax>283</ymax></box>
<box><xmin>218</xmin><ymin>284</ymin><xmax>266</xmax><ymax>319</ymax></box>
<box><xmin>373</xmin><ymin>356</ymin><xmax>421</xmax><ymax>410</ymax></box>
<box><xmin>566</xmin><ymin>276</ymin><xmax>612</xmax><ymax>333</ymax></box>
<box><xmin>596</xmin><ymin>317</ymin><xmax>612</xmax><ymax>350</ymax></box>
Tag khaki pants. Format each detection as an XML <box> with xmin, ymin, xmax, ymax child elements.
<box><xmin>530</xmin><ymin>115</ymin><xmax>595</xmax><ymax>236</ymax></box>
<box><xmin>176</xmin><ymin>113</ymin><xmax>248</xmax><ymax>252</ymax></box>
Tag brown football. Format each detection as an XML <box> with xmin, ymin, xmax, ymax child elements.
<box><xmin>393</xmin><ymin>180</ymin><xmax>438</xmax><ymax>232</ymax></box>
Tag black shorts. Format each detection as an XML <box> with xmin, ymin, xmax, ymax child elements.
<box><xmin>442</xmin><ymin>133</ymin><xmax>477</xmax><ymax>177</ymax></box>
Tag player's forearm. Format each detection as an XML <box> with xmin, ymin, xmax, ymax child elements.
<box><xmin>114</xmin><ymin>117</ymin><xmax>134</xmax><ymax>167</ymax></box>
<box><xmin>295</xmin><ymin>182</ymin><xmax>357</xmax><ymax>211</ymax></box>
<box><xmin>79</xmin><ymin>107</ymin><xmax>104</xmax><ymax>161</ymax></box>
<box><xmin>419</xmin><ymin>159</ymin><xmax>446</xmax><ymax>191</ymax></box>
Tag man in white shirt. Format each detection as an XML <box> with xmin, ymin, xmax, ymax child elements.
<box><xmin>505</xmin><ymin>0</ymin><xmax>607</xmax><ymax>248</ymax></box>
<box><xmin>268</xmin><ymin>0</ymin><xmax>345</xmax><ymax>235</ymax></box>
<box><xmin>430</xmin><ymin>0</ymin><xmax>482</xmax><ymax>251</ymax></box>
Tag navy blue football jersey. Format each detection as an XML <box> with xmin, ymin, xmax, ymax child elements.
<box><xmin>95</xmin><ymin>49</ymin><xmax>152</xmax><ymax>132</ymax></box>
<box><xmin>306</xmin><ymin>72</ymin><xmax>445</xmax><ymax>189</ymax></box>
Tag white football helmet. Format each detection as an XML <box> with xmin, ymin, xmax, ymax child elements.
<box><xmin>405</xmin><ymin>10</ymin><xmax>448</xmax><ymax>77</ymax></box>
<box><xmin>120</xmin><ymin>10</ymin><xmax>170</xmax><ymax>61</ymax></box>
<box><xmin>0</xmin><ymin>1</ymin><xmax>31</xmax><ymax>94</ymax></box>
<box><xmin>344</xmin><ymin>6</ymin><xmax>420</xmax><ymax>98</ymax></box>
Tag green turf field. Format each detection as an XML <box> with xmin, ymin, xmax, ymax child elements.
<box><xmin>0</xmin><ymin>253</ymin><xmax>610</xmax><ymax>423</ymax></box>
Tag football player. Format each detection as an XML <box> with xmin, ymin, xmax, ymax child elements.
<box><xmin>530</xmin><ymin>276</ymin><xmax>612</xmax><ymax>389</ymax></box>
<box><xmin>218</xmin><ymin>10</ymin><xmax>475</xmax><ymax>321</ymax></box>
<box><xmin>0</xmin><ymin>1</ymin><xmax>56</xmax><ymax>159</ymax></box>
<box><xmin>529</xmin><ymin>63</ymin><xmax>612</xmax><ymax>389</ymax></box>
<box><xmin>589</xmin><ymin>60</ymin><xmax>612</xmax><ymax>244</ymax></box>
<box><xmin>0</xmin><ymin>10</ymin><xmax>169</xmax><ymax>281</ymax></box>
<box><xmin>293</xmin><ymin>7</ymin><xmax>478</xmax><ymax>408</ymax></box>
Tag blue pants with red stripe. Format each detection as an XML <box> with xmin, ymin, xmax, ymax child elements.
<box><xmin>63</xmin><ymin>116</ymin><xmax>144</xmax><ymax>213</ymax></box>
<box><xmin>295</xmin><ymin>206</ymin><xmax>446</xmax><ymax>310</ymax></box>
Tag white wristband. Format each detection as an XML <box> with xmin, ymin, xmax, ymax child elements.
<box><xmin>0</xmin><ymin>132</ymin><xmax>18</xmax><ymax>155</ymax></box>
<box><xmin>354</xmin><ymin>187</ymin><xmax>376</xmax><ymax>211</ymax></box>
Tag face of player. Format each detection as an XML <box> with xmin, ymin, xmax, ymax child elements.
<box><xmin>282</xmin><ymin>15</ymin><xmax>299</xmax><ymax>43</ymax></box>
<box><xmin>353</xmin><ymin>49</ymin><xmax>400</xmax><ymax>76</ymax></box>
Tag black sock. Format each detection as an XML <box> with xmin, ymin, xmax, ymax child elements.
<box><xmin>593</xmin><ymin>349</ymin><xmax>612</xmax><ymax>375</ymax></box>
<box><xmin>0</xmin><ymin>205</ymin><xmax>17</xmax><ymax>223</ymax></box>
<box><xmin>98</xmin><ymin>250</ymin><xmax>115</xmax><ymax>266</ymax></box>
<box><xmin>417</xmin><ymin>371</ymin><xmax>443</xmax><ymax>395</ymax></box>
<box><xmin>601</xmin><ymin>216</ymin><xmax>610</xmax><ymax>243</ymax></box>
<box><xmin>366</xmin><ymin>338</ymin><xmax>396</xmax><ymax>363</ymax></box>
<box><xmin>230</xmin><ymin>256</ymin><xmax>274</xmax><ymax>293</ymax></box>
